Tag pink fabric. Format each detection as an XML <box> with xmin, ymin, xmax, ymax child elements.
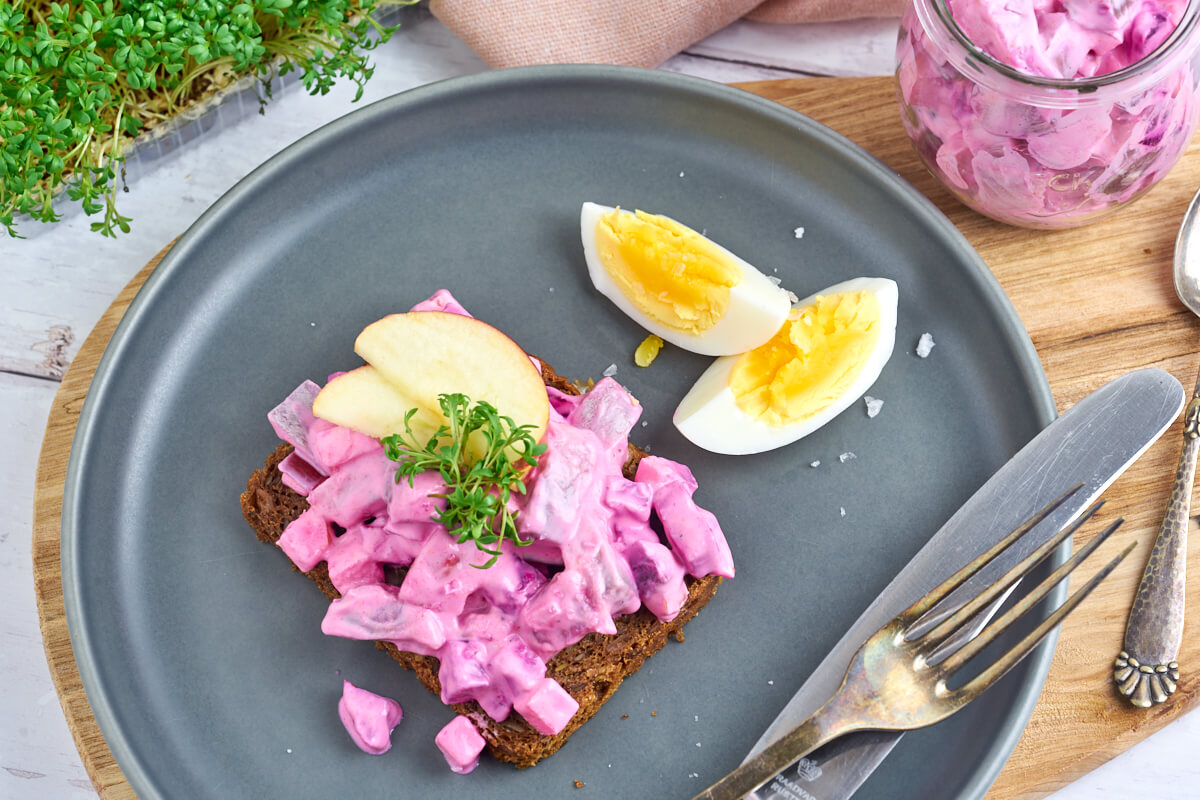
<box><xmin>749</xmin><ymin>0</ymin><xmax>907</xmax><ymax>23</ymax></box>
<box><xmin>430</xmin><ymin>0</ymin><xmax>908</xmax><ymax>69</ymax></box>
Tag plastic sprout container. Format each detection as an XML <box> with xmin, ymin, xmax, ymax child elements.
<box><xmin>896</xmin><ymin>0</ymin><xmax>1200</xmax><ymax>228</ymax></box>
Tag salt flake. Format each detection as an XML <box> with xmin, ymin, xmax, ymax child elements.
<box><xmin>864</xmin><ymin>396</ymin><xmax>884</xmax><ymax>418</ymax></box>
<box><xmin>916</xmin><ymin>332</ymin><xmax>935</xmax><ymax>358</ymax></box>
<box><xmin>839</xmin><ymin>452</ymin><xmax>856</xmax><ymax>463</ymax></box>
<box><xmin>602</xmin><ymin>363</ymin><xmax>618</xmax><ymax>377</ymax></box>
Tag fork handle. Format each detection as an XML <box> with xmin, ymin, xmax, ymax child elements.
<box><xmin>692</xmin><ymin>705</ymin><xmax>843</xmax><ymax>800</ymax></box>
<box><xmin>1115</xmin><ymin>374</ymin><xmax>1197</xmax><ymax>707</ymax></box>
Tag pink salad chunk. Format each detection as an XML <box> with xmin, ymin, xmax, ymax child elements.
<box><xmin>435</xmin><ymin>715</ymin><xmax>487</xmax><ymax>774</ymax></box>
<box><xmin>337</xmin><ymin>680</ymin><xmax>403</xmax><ymax>755</ymax></box>
<box><xmin>268</xmin><ymin>290</ymin><xmax>734</xmax><ymax>759</ymax></box>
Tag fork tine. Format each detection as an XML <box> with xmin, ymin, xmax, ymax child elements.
<box><xmin>956</xmin><ymin>539</ymin><xmax>1136</xmax><ymax>699</ymax></box>
<box><xmin>938</xmin><ymin>517</ymin><xmax>1126</xmax><ymax>679</ymax></box>
<box><xmin>900</xmin><ymin>483</ymin><xmax>1085</xmax><ymax>625</ymax></box>
<box><xmin>911</xmin><ymin>500</ymin><xmax>1104</xmax><ymax>649</ymax></box>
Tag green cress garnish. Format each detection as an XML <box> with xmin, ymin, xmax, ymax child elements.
<box><xmin>1</xmin><ymin>0</ymin><xmax>404</xmax><ymax>238</ymax></box>
<box><xmin>381</xmin><ymin>393</ymin><xmax>548</xmax><ymax>569</ymax></box>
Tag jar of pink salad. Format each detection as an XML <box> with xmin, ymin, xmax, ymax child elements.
<box><xmin>896</xmin><ymin>0</ymin><xmax>1200</xmax><ymax>228</ymax></box>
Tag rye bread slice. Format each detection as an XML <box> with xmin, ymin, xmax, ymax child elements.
<box><xmin>239</xmin><ymin>361</ymin><xmax>723</xmax><ymax>768</ymax></box>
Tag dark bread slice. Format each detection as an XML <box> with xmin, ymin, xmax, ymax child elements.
<box><xmin>240</xmin><ymin>361</ymin><xmax>723</xmax><ymax>768</ymax></box>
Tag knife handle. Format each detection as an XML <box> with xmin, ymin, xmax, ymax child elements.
<box><xmin>1114</xmin><ymin>379</ymin><xmax>1197</xmax><ymax>707</ymax></box>
<box><xmin>693</xmin><ymin>711</ymin><xmax>834</xmax><ymax>800</ymax></box>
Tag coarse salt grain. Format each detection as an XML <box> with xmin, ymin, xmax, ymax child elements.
<box><xmin>840</xmin><ymin>507</ymin><xmax>847</xmax><ymax>518</ymax></box>
<box><xmin>602</xmin><ymin>363</ymin><xmax>618</xmax><ymax>377</ymax></box>
<box><xmin>916</xmin><ymin>332</ymin><xmax>935</xmax><ymax>358</ymax></box>
<box><xmin>810</xmin><ymin>460</ymin><xmax>820</xmax><ymax>468</ymax></box>
<box><xmin>839</xmin><ymin>452</ymin><xmax>856</xmax><ymax>463</ymax></box>
<box><xmin>864</xmin><ymin>396</ymin><xmax>883</xmax><ymax>418</ymax></box>
<box><xmin>768</xmin><ymin>275</ymin><xmax>782</xmax><ymax>285</ymax></box>
<box><xmin>794</xmin><ymin>227</ymin><xmax>805</xmax><ymax>239</ymax></box>
<box><xmin>786</xmin><ymin>290</ymin><xmax>800</xmax><ymax>304</ymax></box>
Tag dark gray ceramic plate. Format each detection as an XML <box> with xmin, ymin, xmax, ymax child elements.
<box><xmin>62</xmin><ymin>66</ymin><xmax>1056</xmax><ymax>800</ymax></box>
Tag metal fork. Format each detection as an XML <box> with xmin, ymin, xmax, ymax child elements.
<box><xmin>693</xmin><ymin>485</ymin><xmax>1133</xmax><ymax>800</ymax></box>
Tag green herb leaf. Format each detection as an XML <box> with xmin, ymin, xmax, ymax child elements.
<box><xmin>381</xmin><ymin>393</ymin><xmax>548</xmax><ymax>569</ymax></box>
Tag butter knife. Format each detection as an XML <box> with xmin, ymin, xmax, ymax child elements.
<box><xmin>735</xmin><ymin>368</ymin><xmax>1185</xmax><ymax>800</ymax></box>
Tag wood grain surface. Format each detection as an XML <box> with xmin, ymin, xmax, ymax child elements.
<box><xmin>33</xmin><ymin>246</ymin><xmax>167</xmax><ymax>800</ymax></box>
<box><xmin>32</xmin><ymin>76</ymin><xmax>1200</xmax><ymax>799</ymax></box>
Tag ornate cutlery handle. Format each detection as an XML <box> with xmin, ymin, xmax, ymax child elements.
<box><xmin>1114</xmin><ymin>379</ymin><xmax>1197</xmax><ymax>707</ymax></box>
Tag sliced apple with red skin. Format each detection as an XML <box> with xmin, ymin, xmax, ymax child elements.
<box><xmin>313</xmin><ymin>311</ymin><xmax>550</xmax><ymax>461</ymax></box>
<box><xmin>312</xmin><ymin>365</ymin><xmax>444</xmax><ymax>442</ymax></box>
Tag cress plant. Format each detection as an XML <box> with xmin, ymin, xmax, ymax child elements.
<box><xmin>382</xmin><ymin>393</ymin><xmax>548</xmax><ymax>569</ymax></box>
<box><xmin>0</xmin><ymin>0</ymin><xmax>409</xmax><ymax>238</ymax></box>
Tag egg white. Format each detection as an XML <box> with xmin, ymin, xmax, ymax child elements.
<box><xmin>673</xmin><ymin>276</ymin><xmax>899</xmax><ymax>455</ymax></box>
<box><xmin>580</xmin><ymin>202</ymin><xmax>792</xmax><ymax>357</ymax></box>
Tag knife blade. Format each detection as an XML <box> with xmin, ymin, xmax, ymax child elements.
<box><xmin>738</xmin><ymin>367</ymin><xmax>1185</xmax><ymax>800</ymax></box>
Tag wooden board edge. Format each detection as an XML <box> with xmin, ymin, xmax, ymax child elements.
<box><xmin>31</xmin><ymin>243</ymin><xmax>175</xmax><ymax>800</ymax></box>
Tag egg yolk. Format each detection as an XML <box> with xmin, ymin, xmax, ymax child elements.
<box><xmin>595</xmin><ymin>208</ymin><xmax>742</xmax><ymax>334</ymax></box>
<box><xmin>729</xmin><ymin>291</ymin><xmax>881</xmax><ymax>426</ymax></box>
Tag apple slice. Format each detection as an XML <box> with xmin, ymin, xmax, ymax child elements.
<box><xmin>355</xmin><ymin>312</ymin><xmax>549</xmax><ymax>446</ymax></box>
<box><xmin>312</xmin><ymin>365</ymin><xmax>444</xmax><ymax>443</ymax></box>
<box><xmin>315</xmin><ymin>312</ymin><xmax>550</xmax><ymax>463</ymax></box>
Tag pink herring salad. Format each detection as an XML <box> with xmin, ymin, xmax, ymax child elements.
<box><xmin>267</xmin><ymin>291</ymin><xmax>734</xmax><ymax>764</ymax></box>
<box><xmin>338</xmin><ymin>681</ymin><xmax>403</xmax><ymax>755</ymax></box>
<box><xmin>897</xmin><ymin>0</ymin><xmax>1200</xmax><ymax>226</ymax></box>
<box><xmin>436</xmin><ymin>715</ymin><xmax>487</xmax><ymax>774</ymax></box>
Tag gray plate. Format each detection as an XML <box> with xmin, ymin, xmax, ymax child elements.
<box><xmin>62</xmin><ymin>66</ymin><xmax>1056</xmax><ymax>800</ymax></box>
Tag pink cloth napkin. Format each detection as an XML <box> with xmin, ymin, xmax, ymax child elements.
<box><xmin>429</xmin><ymin>0</ymin><xmax>907</xmax><ymax>70</ymax></box>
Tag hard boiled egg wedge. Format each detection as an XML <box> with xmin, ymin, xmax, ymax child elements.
<box><xmin>673</xmin><ymin>277</ymin><xmax>898</xmax><ymax>455</ymax></box>
<box><xmin>580</xmin><ymin>202</ymin><xmax>792</xmax><ymax>356</ymax></box>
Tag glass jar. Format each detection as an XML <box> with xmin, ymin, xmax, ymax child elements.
<box><xmin>896</xmin><ymin>0</ymin><xmax>1200</xmax><ymax>228</ymax></box>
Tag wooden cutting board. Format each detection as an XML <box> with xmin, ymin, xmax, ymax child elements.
<box><xmin>32</xmin><ymin>75</ymin><xmax>1200</xmax><ymax>800</ymax></box>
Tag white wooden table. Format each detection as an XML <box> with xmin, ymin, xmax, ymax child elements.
<box><xmin>3</xmin><ymin>6</ymin><xmax>1198</xmax><ymax>798</ymax></box>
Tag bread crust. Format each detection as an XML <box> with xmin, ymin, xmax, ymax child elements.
<box><xmin>240</xmin><ymin>362</ymin><xmax>722</xmax><ymax>768</ymax></box>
